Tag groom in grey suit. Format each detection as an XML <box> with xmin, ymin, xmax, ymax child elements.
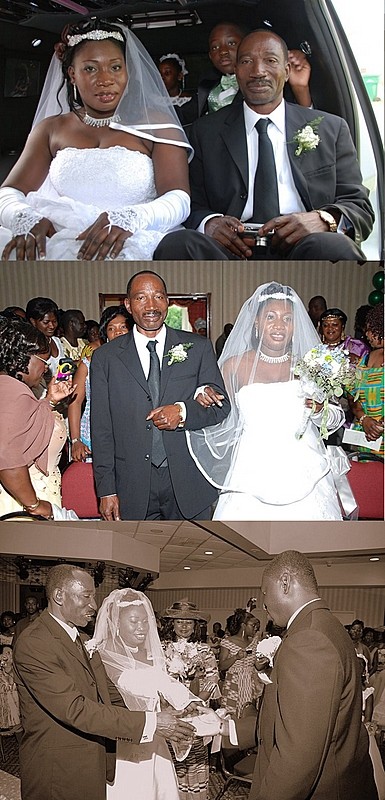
<box><xmin>177</xmin><ymin>29</ymin><xmax>374</xmax><ymax>262</ymax></box>
<box><xmin>90</xmin><ymin>270</ymin><xmax>230</xmax><ymax>520</ymax></box>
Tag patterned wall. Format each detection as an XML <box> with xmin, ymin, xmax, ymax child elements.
<box><xmin>0</xmin><ymin>260</ymin><xmax>380</xmax><ymax>345</ymax></box>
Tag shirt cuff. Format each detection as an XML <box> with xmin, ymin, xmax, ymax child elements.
<box><xmin>198</xmin><ymin>214</ymin><xmax>223</xmax><ymax>234</ymax></box>
<box><xmin>140</xmin><ymin>712</ymin><xmax>156</xmax><ymax>743</ymax></box>
<box><xmin>228</xmin><ymin>719</ymin><xmax>238</xmax><ymax>745</ymax></box>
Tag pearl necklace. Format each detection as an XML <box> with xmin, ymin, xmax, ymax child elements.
<box><xmin>82</xmin><ymin>112</ymin><xmax>121</xmax><ymax>128</ymax></box>
<box><xmin>260</xmin><ymin>351</ymin><xmax>291</xmax><ymax>364</ymax></box>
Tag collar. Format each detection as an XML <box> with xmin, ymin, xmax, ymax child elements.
<box><xmin>243</xmin><ymin>97</ymin><xmax>286</xmax><ymax>137</ymax></box>
<box><xmin>49</xmin><ymin>612</ymin><xmax>79</xmax><ymax>642</ymax></box>
<box><xmin>133</xmin><ymin>324</ymin><xmax>167</xmax><ymax>349</ymax></box>
<box><xmin>286</xmin><ymin>597</ymin><xmax>321</xmax><ymax>629</ymax></box>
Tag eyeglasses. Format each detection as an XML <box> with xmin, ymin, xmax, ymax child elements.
<box><xmin>32</xmin><ymin>353</ymin><xmax>49</xmax><ymax>367</ymax></box>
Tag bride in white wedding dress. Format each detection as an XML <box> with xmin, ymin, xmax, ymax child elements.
<box><xmin>0</xmin><ymin>19</ymin><xmax>192</xmax><ymax>261</ymax></box>
<box><xmin>187</xmin><ymin>282</ymin><xmax>345</xmax><ymax>520</ymax></box>
<box><xmin>89</xmin><ymin>589</ymin><xmax>217</xmax><ymax>800</ymax></box>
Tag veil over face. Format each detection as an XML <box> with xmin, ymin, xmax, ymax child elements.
<box><xmin>32</xmin><ymin>18</ymin><xmax>193</xmax><ymax>159</ymax></box>
<box><xmin>187</xmin><ymin>282</ymin><xmax>320</xmax><ymax>488</ymax></box>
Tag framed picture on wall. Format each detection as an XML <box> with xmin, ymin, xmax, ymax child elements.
<box><xmin>4</xmin><ymin>58</ymin><xmax>40</xmax><ymax>97</ymax></box>
<box><xmin>99</xmin><ymin>293</ymin><xmax>211</xmax><ymax>337</ymax></box>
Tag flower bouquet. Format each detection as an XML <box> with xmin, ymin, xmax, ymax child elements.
<box><xmin>294</xmin><ymin>343</ymin><xmax>356</xmax><ymax>439</ymax></box>
<box><xmin>163</xmin><ymin>640</ymin><xmax>201</xmax><ymax>681</ymax></box>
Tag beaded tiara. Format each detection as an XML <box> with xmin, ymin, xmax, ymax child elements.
<box><xmin>67</xmin><ymin>30</ymin><xmax>124</xmax><ymax>47</ymax></box>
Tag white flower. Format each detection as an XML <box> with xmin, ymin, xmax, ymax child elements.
<box><xmin>83</xmin><ymin>638</ymin><xmax>99</xmax><ymax>658</ymax></box>
<box><xmin>290</xmin><ymin>116</ymin><xmax>323</xmax><ymax>156</ymax></box>
<box><xmin>166</xmin><ymin>343</ymin><xmax>193</xmax><ymax>365</ymax></box>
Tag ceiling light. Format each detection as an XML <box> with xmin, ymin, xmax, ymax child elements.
<box><xmin>183</xmin><ymin>566</ymin><xmax>191</xmax><ymax>570</ymax></box>
<box><xmin>31</xmin><ymin>38</ymin><xmax>41</xmax><ymax>47</ymax></box>
<box><xmin>370</xmin><ymin>557</ymin><xmax>380</xmax><ymax>561</ymax></box>
<box><xmin>130</xmin><ymin>10</ymin><xmax>201</xmax><ymax>30</ymax></box>
<box><xmin>204</xmin><ymin>551</ymin><xmax>213</xmax><ymax>555</ymax></box>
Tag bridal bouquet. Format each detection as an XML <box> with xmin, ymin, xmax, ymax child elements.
<box><xmin>163</xmin><ymin>640</ymin><xmax>201</xmax><ymax>681</ymax></box>
<box><xmin>294</xmin><ymin>344</ymin><xmax>356</xmax><ymax>439</ymax></box>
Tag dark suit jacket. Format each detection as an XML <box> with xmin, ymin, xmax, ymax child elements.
<box><xmin>237</xmin><ymin>600</ymin><xmax>378</xmax><ymax>800</ymax></box>
<box><xmin>13</xmin><ymin>610</ymin><xmax>145</xmax><ymax>800</ymax></box>
<box><xmin>185</xmin><ymin>100</ymin><xmax>374</xmax><ymax>247</ymax></box>
<box><xmin>90</xmin><ymin>327</ymin><xmax>230</xmax><ymax>519</ymax></box>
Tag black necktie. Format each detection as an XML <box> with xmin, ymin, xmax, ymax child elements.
<box><xmin>146</xmin><ymin>340</ymin><xmax>167</xmax><ymax>467</ymax></box>
<box><xmin>251</xmin><ymin>118</ymin><xmax>280</xmax><ymax>223</ymax></box>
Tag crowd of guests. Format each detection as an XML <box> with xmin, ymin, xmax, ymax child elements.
<box><xmin>0</xmin><ymin>16</ymin><xmax>375</xmax><ymax>261</ymax></box>
<box><xmin>0</xmin><ymin>282</ymin><xmax>383</xmax><ymax>521</ymax></box>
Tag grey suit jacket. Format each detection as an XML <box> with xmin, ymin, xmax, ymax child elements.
<box><xmin>243</xmin><ymin>601</ymin><xmax>378</xmax><ymax>800</ymax></box>
<box><xmin>13</xmin><ymin>609</ymin><xmax>145</xmax><ymax>800</ymax></box>
<box><xmin>90</xmin><ymin>327</ymin><xmax>230</xmax><ymax>519</ymax></box>
<box><xmin>185</xmin><ymin>100</ymin><xmax>374</xmax><ymax>247</ymax></box>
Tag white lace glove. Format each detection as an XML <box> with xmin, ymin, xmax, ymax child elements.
<box><xmin>107</xmin><ymin>189</ymin><xmax>190</xmax><ymax>233</ymax></box>
<box><xmin>0</xmin><ymin>187</ymin><xmax>44</xmax><ymax>236</ymax></box>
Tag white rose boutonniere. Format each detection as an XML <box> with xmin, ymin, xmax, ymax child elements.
<box><xmin>83</xmin><ymin>638</ymin><xmax>99</xmax><ymax>658</ymax></box>
<box><xmin>290</xmin><ymin>116</ymin><xmax>323</xmax><ymax>156</ymax></box>
<box><xmin>166</xmin><ymin>342</ymin><xmax>193</xmax><ymax>365</ymax></box>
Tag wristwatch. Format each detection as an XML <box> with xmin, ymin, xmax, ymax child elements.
<box><xmin>316</xmin><ymin>209</ymin><xmax>338</xmax><ymax>232</ymax></box>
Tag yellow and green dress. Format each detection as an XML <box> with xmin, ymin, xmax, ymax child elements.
<box><xmin>353</xmin><ymin>353</ymin><xmax>384</xmax><ymax>459</ymax></box>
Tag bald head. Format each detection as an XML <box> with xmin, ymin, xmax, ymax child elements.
<box><xmin>261</xmin><ymin>550</ymin><xmax>319</xmax><ymax>628</ymax></box>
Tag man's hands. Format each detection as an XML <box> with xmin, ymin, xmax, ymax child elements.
<box><xmin>258</xmin><ymin>211</ymin><xmax>332</xmax><ymax>255</ymax></box>
<box><xmin>156</xmin><ymin>710</ymin><xmax>195</xmax><ymax>744</ymax></box>
<box><xmin>76</xmin><ymin>212</ymin><xmax>132</xmax><ymax>261</ymax></box>
<box><xmin>204</xmin><ymin>216</ymin><xmax>255</xmax><ymax>259</ymax></box>
<box><xmin>195</xmin><ymin>387</ymin><xmax>224</xmax><ymax>408</ymax></box>
<box><xmin>147</xmin><ymin>404</ymin><xmax>183</xmax><ymax>431</ymax></box>
<box><xmin>100</xmin><ymin>494</ymin><xmax>121</xmax><ymax>521</ymax></box>
<box><xmin>2</xmin><ymin>218</ymin><xmax>55</xmax><ymax>260</ymax></box>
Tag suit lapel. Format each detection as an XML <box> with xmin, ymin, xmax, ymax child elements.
<box><xmin>221</xmin><ymin>104</ymin><xmax>249</xmax><ymax>197</ymax></box>
<box><xmin>285</xmin><ymin>103</ymin><xmax>313</xmax><ymax>210</ymax></box>
<box><xmin>160</xmin><ymin>327</ymin><xmax>181</xmax><ymax>400</ymax></box>
<box><xmin>40</xmin><ymin>611</ymin><xmax>104</xmax><ymax>695</ymax></box>
<box><xmin>117</xmin><ymin>331</ymin><xmax>149</xmax><ymax>395</ymax></box>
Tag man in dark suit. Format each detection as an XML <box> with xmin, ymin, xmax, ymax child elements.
<box><xmin>181</xmin><ymin>29</ymin><xmax>374</xmax><ymax>262</ymax></box>
<box><xmin>13</xmin><ymin>564</ymin><xmax>194</xmax><ymax>800</ymax></box>
<box><xmin>90</xmin><ymin>270</ymin><xmax>230</xmax><ymax>520</ymax></box>
<box><xmin>232</xmin><ymin>550</ymin><xmax>378</xmax><ymax>800</ymax></box>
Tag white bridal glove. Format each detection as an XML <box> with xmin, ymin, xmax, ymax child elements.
<box><xmin>107</xmin><ymin>189</ymin><xmax>190</xmax><ymax>233</ymax></box>
<box><xmin>0</xmin><ymin>186</ymin><xmax>44</xmax><ymax>236</ymax></box>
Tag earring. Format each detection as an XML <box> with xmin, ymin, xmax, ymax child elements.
<box><xmin>73</xmin><ymin>84</ymin><xmax>78</xmax><ymax>103</ymax></box>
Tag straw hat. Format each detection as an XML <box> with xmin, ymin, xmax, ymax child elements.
<box><xmin>163</xmin><ymin>598</ymin><xmax>210</xmax><ymax>623</ymax></box>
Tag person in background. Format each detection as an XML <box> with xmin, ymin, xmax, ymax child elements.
<box><xmin>0</xmin><ymin>306</ymin><xmax>26</xmax><ymax>320</ymax></box>
<box><xmin>348</xmin><ymin>302</ymin><xmax>384</xmax><ymax>460</ymax></box>
<box><xmin>215</xmin><ymin>323</ymin><xmax>233</xmax><ymax>359</ymax></box>
<box><xmin>354</xmin><ymin>305</ymin><xmax>372</xmax><ymax>343</ymax></box>
<box><xmin>85</xmin><ymin>319</ymin><xmax>101</xmax><ymax>344</ymax></box>
<box><xmin>0</xmin><ymin>644</ymin><xmax>22</xmax><ymax>737</ymax></box>
<box><xmin>0</xmin><ymin>612</ymin><xmax>17</xmax><ymax>645</ymax></box>
<box><xmin>349</xmin><ymin>619</ymin><xmax>372</xmax><ymax>661</ymax></box>
<box><xmin>68</xmin><ymin>305</ymin><xmax>130</xmax><ymax>463</ymax></box>
<box><xmin>60</xmin><ymin>309</ymin><xmax>88</xmax><ymax>362</ymax></box>
<box><xmin>162</xmin><ymin>599</ymin><xmax>221</xmax><ymax>800</ymax></box>
<box><xmin>308</xmin><ymin>295</ymin><xmax>327</xmax><ymax>331</ymax></box>
<box><xmin>26</xmin><ymin>296</ymin><xmax>65</xmax><ymax>392</ymax></box>
<box><xmin>358</xmin><ymin>654</ymin><xmax>385</xmax><ymax>800</ymax></box>
<box><xmin>13</xmin><ymin>596</ymin><xmax>40</xmax><ymax>645</ymax></box>
<box><xmin>219</xmin><ymin>608</ymin><xmax>262</xmax><ymax>719</ymax></box>
<box><xmin>319</xmin><ymin>307</ymin><xmax>370</xmax><ymax>364</ymax></box>
<box><xmin>159</xmin><ymin>54</ymin><xmax>194</xmax><ymax>115</ymax></box>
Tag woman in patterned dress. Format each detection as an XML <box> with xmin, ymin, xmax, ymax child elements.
<box><xmin>162</xmin><ymin>599</ymin><xmax>220</xmax><ymax>800</ymax></box>
<box><xmin>348</xmin><ymin>303</ymin><xmax>384</xmax><ymax>459</ymax></box>
<box><xmin>219</xmin><ymin>608</ymin><xmax>262</xmax><ymax>719</ymax></box>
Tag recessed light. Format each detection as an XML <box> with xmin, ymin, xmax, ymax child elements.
<box><xmin>370</xmin><ymin>557</ymin><xmax>380</xmax><ymax>562</ymax></box>
<box><xmin>31</xmin><ymin>38</ymin><xmax>41</xmax><ymax>46</ymax></box>
<box><xmin>204</xmin><ymin>551</ymin><xmax>213</xmax><ymax>555</ymax></box>
<box><xmin>183</xmin><ymin>566</ymin><xmax>191</xmax><ymax>570</ymax></box>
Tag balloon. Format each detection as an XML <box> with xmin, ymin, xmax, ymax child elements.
<box><xmin>372</xmin><ymin>270</ymin><xmax>385</xmax><ymax>291</ymax></box>
<box><xmin>368</xmin><ymin>290</ymin><xmax>383</xmax><ymax>306</ymax></box>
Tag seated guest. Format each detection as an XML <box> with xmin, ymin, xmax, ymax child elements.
<box><xmin>175</xmin><ymin>29</ymin><xmax>374</xmax><ymax>262</ymax></box>
<box><xmin>0</xmin><ymin>18</ymin><xmax>194</xmax><ymax>261</ymax></box>
<box><xmin>320</xmin><ymin>308</ymin><xmax>370</xmax><ymax>364</ymax></box>
<box><xmin>0</xmin><ymin>318</ymin><xmax>74</xmax><ymax>519</ymax></box>
<box><xmin>159</xmin><ymin>53</ymin><xmax>196</xmax><ymax>126</ymax></box>
<box><xmin>68</xmin><ymin>305</ymin><xmax>130</xmax><ymax>463</ymax></box>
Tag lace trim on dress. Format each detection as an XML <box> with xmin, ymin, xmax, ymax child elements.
<box><xmin>13</xmin><ymin>209</ymin><xmax>44</xmax><ymax>236</ymax></box>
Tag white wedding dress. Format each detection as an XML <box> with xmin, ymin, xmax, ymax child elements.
<box><xmin>213</xmin><ymin>381</ymin><xmax>344</xmax><ymax>520</ymax></box>
<box><xmin>0</xmin><ymin>147</ymin><xmax>181</xmax><ymax>260</ymax></box>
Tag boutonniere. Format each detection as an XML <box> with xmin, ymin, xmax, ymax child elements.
<box><xmin>166</xmin><ymin>343</ymin><xmax>193</xmax><ymax>365</ymax></box>
<box><xmin>83</xmin><ymin>638</ymin><xmax>99</xmax><ymax>658</ymax></box>
<box><xmin>289</xmin><ymin>116</ymin><xmax>323</xmax><ymax>156</ymax></box>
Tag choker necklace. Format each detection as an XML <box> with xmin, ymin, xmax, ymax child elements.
<box><xmin>82</xmin><ymin>112</ymin><xmax>121</xmax><ymax>128</ymax></box>
<box><xmin>260</xmin><ymin>351</ymin><xmax>290</xmax><ymax>364</ymax></box>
